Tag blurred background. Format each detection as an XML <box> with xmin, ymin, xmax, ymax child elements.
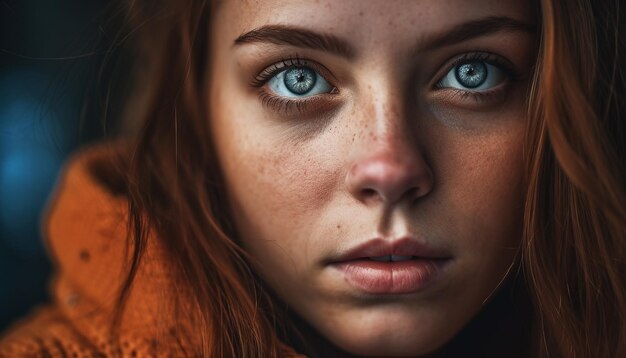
<box><xmin>0</xmin><ymin>0</ymin><xmax>123</xmax><ymax>330</ymax></box>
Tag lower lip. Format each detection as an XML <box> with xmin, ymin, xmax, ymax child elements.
<box><xmin>332</xmin><ymin>259</ymin><xmax>449</xmax><ymax>294</ymax></box>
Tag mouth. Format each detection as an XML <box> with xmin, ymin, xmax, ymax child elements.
<box><xmin>366</xmin><ymin>255</ymin><xmax>424</xmax><ymax>262</ymax></box>
<box><xmin>329</xmin><ymin>238</ymin><xmax>452</xmax><ymax>295</ymax></box>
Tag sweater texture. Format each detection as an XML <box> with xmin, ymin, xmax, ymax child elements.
<box><xmin>0</xmin><ymin>144</ymin><xmax>304</xmax><ymax>357</ymax></box>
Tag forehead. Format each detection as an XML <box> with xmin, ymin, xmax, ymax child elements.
<box><xmin>217</xmin><ymin>0</ymin><xmax>533</xmax><ymax>45</ymax></box>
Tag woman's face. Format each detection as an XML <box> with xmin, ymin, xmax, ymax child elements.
<box><xmin>209</xmin><ymin>0</ymin><xmax>534</xmax><ymax>355</ymax></box>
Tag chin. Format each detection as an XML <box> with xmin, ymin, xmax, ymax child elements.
<box><xmin>329</xmin><ymin>331</ymin><xmax>443</xmax><ymax>357</ymax></box>
<box><xmin>318</xmin><ymin>313</ymin><xmax>457</xmax><ymax>357</ymax></box>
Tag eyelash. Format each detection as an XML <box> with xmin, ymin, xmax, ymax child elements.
<box><xmin>251</xmin><ymin>55</ymin><xmax>304</xmax><ymax>87</ymax></box>
<box><xmin>257</xmin><ymin>91</ymin><xmax>320</xmax><ymax>113</ymax></box>
<box><xmin>251</xmin><ymin>52</ymin><xmax>519</xmax><ymax>113</ymax></box>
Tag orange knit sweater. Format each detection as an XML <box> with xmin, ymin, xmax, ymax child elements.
<box><xmin>0</xmin><ymin>145</ymin><xmax>304</xmax><ymax>357</ymax></box>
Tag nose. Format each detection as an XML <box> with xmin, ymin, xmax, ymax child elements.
<box><xmin>345</xmin><ymin>124</ymin><xmax>433</xmax><ymax>207</ymax></box>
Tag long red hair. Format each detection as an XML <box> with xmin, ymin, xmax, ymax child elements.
<box><xmin>523</xmin><ymin>0</ymin><xmax>626</xmax><ymax>356</ymax></box>
<box><xmin>98</xmin><ymin>0</ymin><xmax>626</xmax><ymax>356</ymax></box>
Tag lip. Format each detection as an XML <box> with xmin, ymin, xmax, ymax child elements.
<box><xmin>332</xmin><ymin>237</ymin><xmax>447</xmax><ymax>261</ymax></box>
<box><xmin>329</xmin><ymin>238</ymin><xmax>451</xmax><ymax>294</ymax></box>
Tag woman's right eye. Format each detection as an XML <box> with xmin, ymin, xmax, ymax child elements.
<box><xmin>267</xmin><ymin>66</ymin><xmax>333</xmax><ymax>98</ymax></box>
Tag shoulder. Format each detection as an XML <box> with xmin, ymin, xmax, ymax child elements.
<box><xmin>0</xmin><ymin>304</ymin><xmax>174</xmax><ymax>357</ymax></box>
<box><xmin>0</xmin><ymin>305</ymin><xmax>101</xmax><ymax>357</ymax></box>
<box><xmin>0</xmin><ymin>143</ymin><xmax>194</xmax><ymax>357</ymax></box>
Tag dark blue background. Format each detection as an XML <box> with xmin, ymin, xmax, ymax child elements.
<box><xmin>0</xmin><ymin>0</ymin><xmax>112</xmax><ymax>331</ymax></box>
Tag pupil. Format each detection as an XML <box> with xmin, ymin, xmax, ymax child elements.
<box><xmin>455</xmin><ymin>61</ymin><xmax>487</xmax><ymax>89</ymax></box>
<box><xmin>284</xmin><ymin>67</ymin><xmax>316</xmax><ymax>95</ymax></box>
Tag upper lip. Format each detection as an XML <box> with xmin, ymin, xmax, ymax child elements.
<box><xmin>330</xmin><ymin>237</ymin><xmax>450</xmax><ymax>263</ymax></box>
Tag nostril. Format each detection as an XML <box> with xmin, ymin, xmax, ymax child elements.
<box><xmin>407</xmin><ymin>187</ymin><xmax>422</xmax><ymax>205</ymax></box>
<box><xmin>357</xmin><ymin>183</ymin><xmax>425</xmax><ymax>204</ymax></box>
<box><xmin>361</xmin><ymin>188</ymin><xmax>378</xmax><ymax>199</ymax></box>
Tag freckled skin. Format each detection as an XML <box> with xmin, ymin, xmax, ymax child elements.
<box><xmin>208</xmin><ymin>0</ymin><xmax>533</xmax><ymax>356</ymax></box>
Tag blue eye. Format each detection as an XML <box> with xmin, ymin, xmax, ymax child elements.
<box><xmin>267</xmin><ymin>66</ymin><xmax>333</xmax><ymax>97</ymax></box>
<box><xmin>438</xmin><ymin>60</ymin><xmax>505</xmax><ymax>91</ymax></box>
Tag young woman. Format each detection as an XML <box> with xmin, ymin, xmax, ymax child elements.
<box><xmin>1</xmin><ymin>0</ymin><xmax>624</xmax><ymax>357</ymax></box>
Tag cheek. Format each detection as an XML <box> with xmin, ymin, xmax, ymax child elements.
<box><xmin>209</xmin><ymin>93</ymin><xmax>342</xmax><ymax>266</ymax></box>
<box><xmin>466</xmin><ymin>135</ymin><xmax>524</xmax><ymax>241</ymax></box>
<box><xmin>425</xmin><ymin>104</ymin><xmax>526</xmax><ymax>245</ymax></box>
<box><xmin>224</xmin><ymin>144</ymin><xmax>335</xmax><ymax>225</ymax></box>
<box><xmin>210</xmin><ymin>65</ymin><xmax>337</xmax><ymax>220</ymax></box>
<box><xmin>218</xmin><ymin>140</ymin><xmax>344</xmax><ymax>298</ymax></box>
<box><xmin>437</xmin><ymin>124</ymin><xmax>526</xmax><ymax>290</ymax></box>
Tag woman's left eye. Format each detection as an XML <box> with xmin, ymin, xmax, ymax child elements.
<box><xmin>267</xmin><ymin>67</ymin><xmax>333</xmax><ymax>97</ymax></box>
<box><xmin>437</xmin><ymin>60</ymin><xmax>506</xmax><ymax>91</ymax></box>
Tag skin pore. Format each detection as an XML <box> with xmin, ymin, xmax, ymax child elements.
<box><xmin>208</xmin><ymin>0</ymin><xmax>535</xmax><ymax>356</ymax></box>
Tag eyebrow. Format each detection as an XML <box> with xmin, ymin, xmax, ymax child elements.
<box><xmin>420</xmin><ymin>16</ymin><xmax>536</xmax><ymax>51</ymax></box>
<box><xmin>233</xmin><ymin>16</ymin><xmax>535</xmax><ymax>58</ymax></box>
<box><xmin>234</xmin><ymin>25</ymin><xmax>356</xmax><ymax>59</ymax></box>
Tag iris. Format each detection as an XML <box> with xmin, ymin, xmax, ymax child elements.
<box><xmin>454</xmin><ymin>61</ymin><xmax>487</xmax><ymax>89</ymax></box>
<box><xmin>284</xmin><ymin>67</ymin><xmax>317</xmax><ymax>95</ymax></box>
